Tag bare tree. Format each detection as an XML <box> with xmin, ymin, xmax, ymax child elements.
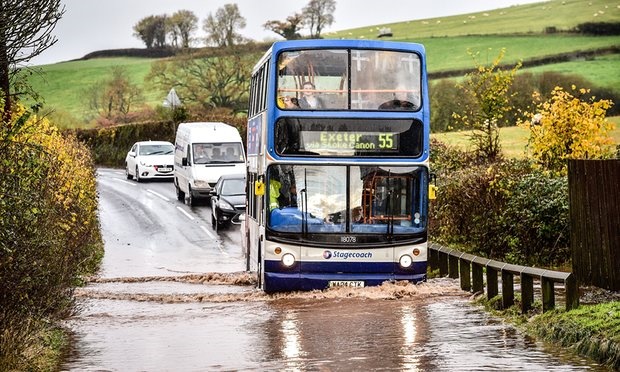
<box><xmin>264</xmin><ymin>13</ymin><xmax>304</xmax><ymax>40</ymax></box>
<box><xmin>203</xmin><ymin>3</ymin><xmax>246</xmax><ymax>47</ymax></box>
<box><xmin>169</xmin><ymin>10</ymin><xmax>198</xmax><ymax>48</ymax></box>
<box><xmin>85</xmin><ymin>66</ymin><xmax>143</xmax><ymax>121</ymax></box>
<box><xmin>303</xmin><ymin>0</ymin><xmax>335</xmax><ymax>38</ymax></box>
<box><xmin>0</xmin><ymin>0</ymin><xmax>64</xmax><ymax>123</ymax></box>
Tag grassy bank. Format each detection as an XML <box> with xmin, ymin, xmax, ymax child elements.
<box><xmin>475</xmin><ymin>294</ymin><xmax>620</xmax><ymax>370</ymax></box>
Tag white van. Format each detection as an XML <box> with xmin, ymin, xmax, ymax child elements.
<box><xmin>173</xmin><ymin>122</ymin><xmax>246</xmax><ymax>206</ymax></box>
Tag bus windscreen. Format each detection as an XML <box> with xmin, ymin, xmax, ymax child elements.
<box><xmin>277</xmin><ymin>49</ymin><xmax>422</xmax><ymax>111</ymax></box>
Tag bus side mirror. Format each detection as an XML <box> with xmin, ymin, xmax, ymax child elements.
<box><xmin>429</xmin><ymin>184</ymin><xmax>438</xmax><ymax>200</ymax></box>
<box><xmin>255</xmin><ymin>180</ymin><xmax>265</xmax><ymax>196</ymax></box>
<box><xmin>429</xmin><ymin>173</ymin><xmax>437</xmax><ymax>200</ymax></box>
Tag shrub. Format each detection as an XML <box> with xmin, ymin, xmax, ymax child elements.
<box><xmin>0</xmin><ymin>103</ymin><xmax>103</xmax><ymax>369</ymax></box>
<box><xmin>430</xmin><ymin>142</ymin><xmax>570</xmax><ymax>267</ymax></box>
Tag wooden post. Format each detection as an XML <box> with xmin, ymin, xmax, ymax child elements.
<box><xmin>502</xmin><ymin>270</ymin><xmax>514</xmax><ymax>309</ymax></box>
<box><xmin>520</xmin><ymin>273</ymin><xmax>534</xmax><ymax>313</ymax></box>
<box><xmin>542</xmin><ymin>277</ymin><xmax>555</xmax><ymax>312</ymax></box>
<box><xmin>448</xmin><ymin>255</ymin><xmax>459</xmax><ymax>279</ymax></box>
<box><xmin>564</xmin><ymin>274</ymin><xmax>579</xmax><ymax>311</ymax></box>
<box><xmin>438</xmin><ymin>251</ymin><xmax>448</xmax><ymax>276</ymax></box>
<box><xmin>487</xmin><ymin>267</ymin><xmax>498</xmax><ymax>300</ymax></box>
<box><xmin>460</xmin><ymin>259</ymin><xmax>471</xmax><ymax>291</ymax></box>
<box><xmin>472</xmin><ymin>263</ymin><xmax>484</xmax><ymax>294</ymax></box>
<box><xmin>429</xmin><ymin>248</ymin><xmax>438</xmax><ymax>271</ymax></box>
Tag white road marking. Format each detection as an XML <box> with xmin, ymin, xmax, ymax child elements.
<box><xmin>147</xmin><ymin>189</ymin><xmax>170</xmax><ymax>202</ymax></box>
<box><xmin>200</xmin><ymin>226</ymin><xmax>227</xmax><ymax>254</ymax></box>
<box><xmin>110</xmin><ymin>178</ymin><xmax>137</xmax><ymax>186</ymax></box>
<box><xmin>176</xmin><ymin>206</ymin><xmax>195</xmax><ymax>220</ymax></box>
<box><xmin>200</xmin><ymin>225</ymin><xmax>216</xmax><ymax>241</ymax></box>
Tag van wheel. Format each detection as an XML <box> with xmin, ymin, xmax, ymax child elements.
<box><xmin>175</xmin><ymin>182</ymin><xmax>185</xmax><ymax>201</ymax></box>
<box><xmin>186</xmin><ymin>186</ymin><xmax>195</xmax><ymax>207</ymax></box>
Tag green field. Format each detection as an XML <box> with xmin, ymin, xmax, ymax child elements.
<box><xmin>521</xmin><ymin>53</ymin><xmax>620</xmax><ymax>90</ymax></box>
<box><xmin>432</xmin><ymin>116</ymin><xmax>620</xmax><ymax>158</ymax></box>
<box><xmin>28</xmin><ymin>57</ymin><xmax>163</xmax><ymax>118</ymax></box>
<box><xmin>25</xmin><ymin>0</ymin><xmax>620</xmax><ymax>123</ymax></box>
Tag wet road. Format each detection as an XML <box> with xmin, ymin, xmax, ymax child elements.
<box><xmin>61</xmin><ymin>168</ymin><xmax>610</xmax><ymax>371</ymax></box>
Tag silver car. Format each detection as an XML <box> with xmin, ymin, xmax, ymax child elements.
<box><xmin>125</xmin><ymin>141</ymin><xmax>175</xmax><ymax>182</ymax></box>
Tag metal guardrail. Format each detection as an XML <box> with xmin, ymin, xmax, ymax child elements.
<box><xmin>428</xmin><ymin>242</ymin><xmax>579</xmax><ymax>313</ymax></box>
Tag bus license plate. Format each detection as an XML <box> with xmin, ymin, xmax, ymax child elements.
<box><xmin>328</xmin><ymin>280</ymin><xmax>364</xmax><ymax>288</ymax></box>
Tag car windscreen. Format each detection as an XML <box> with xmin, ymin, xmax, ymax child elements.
<box><xmin>139</xmin><ymin>144</ymin><xmax>174</xmax><ymax>155</ymax></box>
<box><xmin>221</xmin><ymin>179</ymin><xmax>246</xmax><ymax>196</ymax></box>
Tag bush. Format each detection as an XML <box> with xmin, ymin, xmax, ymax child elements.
<box><xmin>0</xmin><ymin>104</ymin><xmax>103</xmax><ymax>370</ymax></box>
<box><xmin>430</xmin><ymin>141</ymin><xmax>570</xmax><ymax>266</ymax></box>
<box><xmin>575</xmin><ymin>22</ymin><xmax>620</xmax><ymax>36</ymax></box>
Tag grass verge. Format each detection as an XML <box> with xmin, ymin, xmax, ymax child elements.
<box><xmin>474</xmin><ymin>294</ymin><xmax>620</xmax><ymax>370</ymax></box>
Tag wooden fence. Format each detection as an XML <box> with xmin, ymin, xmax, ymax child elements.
<box><xmin>428</xmin><ymin>242</ymin><xmax>579</xmax><ymax>313</ymax></box>
<box><xmin>568</xmin><ymin>159</ymin><xmax>620</xmax><ymax>291</ymax></box>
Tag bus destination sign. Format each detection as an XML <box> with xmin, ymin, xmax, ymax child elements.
<box><xmin>303</xmin><ymin>131</ymin><xmax>399</xmax><ymax>152</ymax></box>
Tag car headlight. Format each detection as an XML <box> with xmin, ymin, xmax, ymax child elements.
<box><xmin>139</xmin><ymin>161</ymin><xmax>152</xmax><ymax>167</ymax></box>
<box><xmin>219</xmin><ymin>200</ymin><xmax>234</xmax><ymax>211</ymax></box>
<box><xmin>281</xmin><ymin>253</ymin><xmax>295</xmax><ymax>267</ymax></box>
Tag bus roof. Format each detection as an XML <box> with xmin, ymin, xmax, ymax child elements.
<box><xmin>253</xmin><ymin>39</ymin><xmax>426</xmax><ymax>74</ymax></box>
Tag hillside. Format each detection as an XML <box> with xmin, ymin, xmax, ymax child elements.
<box><xmin>25</xmin><ymin>0</ymin><xmax>620</xmax><ymax>125</ymax></box>
<box><xmin>327</xmin><ymin>0</ymin><xmax>619</xmax><ymax>39</ymax></box>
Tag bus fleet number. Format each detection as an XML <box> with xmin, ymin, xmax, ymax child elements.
<box><xmin>341</xmin><ymin>236</ymin><xmax>357</xmax><ymax>243</ymax></box>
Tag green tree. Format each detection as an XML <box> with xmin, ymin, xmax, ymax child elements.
<box><xmin>520</xmin><ymin>85</ymin><xmax>615</xmax><ymax>173</ymax></box>
<box><xmin>169</xmin><ymin>10</ymin><xmax>198</xmax><ymax>48</ymax></box>
<box><xmin>303</xmin><ymin>0</ymin><xmax>335</xmax><ymax>38</ymax></box>
<box><xmin>0</xmin><ymin>0</ymin><xmax>64</xmax><ymax>123</ymax></box>
<box><xmin>147</xmin><ymin>48</ymin><xmax>256</xmax><ymax>113</ymax></box>
<box><xmin>453</xmin><ymin>48</ymin><xmax>521</xmax><ymax>160</ymax></box>
<box><xmin>203</xmin><ymin>3</ymin><xmax>246</xmax><ymax>47</ymax></box>
<box><xmin>133</xmin><ymin>15</ymin><xmax>168</xmax><ymax>48</ymax></box>
<box><xmin>264</xmin><ymin>13</ymin><xmax>304</xmax><ymax>40</ymax></box>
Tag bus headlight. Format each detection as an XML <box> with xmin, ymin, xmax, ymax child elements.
<box><xmin>281</xmin><ymin>253</ymin><xmax>295</xmax><ymax>267</ymax></box>
<box><xmin>399</xmin><ymin>254</ymin><xmax>413</xmax><ymax>268</ymax></box>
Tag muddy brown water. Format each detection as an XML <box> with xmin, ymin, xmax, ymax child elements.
<box><xmin>61</xmin><ymin>169</ymin><xmax>610</xmax><ymax>371</ymax></box>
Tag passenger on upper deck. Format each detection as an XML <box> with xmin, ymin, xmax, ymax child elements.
<box><xmin>298</xmin><ymin>81</ymin><xmax>325</xmax><ymax>109</ymax></box>
<box><xmin>278</xmin><ymin>95</ymin><xmax>299</xmax><ymax>109</ymax></box>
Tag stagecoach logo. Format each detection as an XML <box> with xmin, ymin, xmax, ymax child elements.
<box><xmin>323</xmin><ymin>250</ymin><xmax>373</xmax><ymax>260</ymax></box>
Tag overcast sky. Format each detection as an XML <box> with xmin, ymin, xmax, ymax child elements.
<box><xmin>30</xmin><ymin>0</ymin><xmax>544</xmax><ymax>65</ymax></box>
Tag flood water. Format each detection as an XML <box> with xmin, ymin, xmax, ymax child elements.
<box><xmin>61</xmin><ymin>277</ymin><xmax>608</xmax><ymax>371</ymax></box>
<box><xmin>61</xmin><ymin>169</ymin><xmax>611</xmax><ymax>371</ymax></box>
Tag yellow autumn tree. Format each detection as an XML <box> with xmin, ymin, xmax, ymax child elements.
<box><xmin>520</xmin><ymin>85</ymin><xmax>615</xmax><ymax>173</ymax></box>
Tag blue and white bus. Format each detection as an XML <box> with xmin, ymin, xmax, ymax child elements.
<box><xmin>244</xmin><ymin>39</ymin><xmax>431</xmax><ymax>292</ymax></box>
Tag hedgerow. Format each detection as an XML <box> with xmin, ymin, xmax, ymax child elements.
<box><xmin>0</xmin><ymin>102</ymin><xmax>103</xmax><ymax>370</ymax></box>
<box><xmin>429</xmin><ymin>139</ymin><xmax>570</xmax><ymax>266</ymax></box>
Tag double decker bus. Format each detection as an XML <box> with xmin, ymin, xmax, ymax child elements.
<box><xmin>244</xmin><ymin>39</ymin><xmax>431</xmax><ymax>292</ymax></box>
